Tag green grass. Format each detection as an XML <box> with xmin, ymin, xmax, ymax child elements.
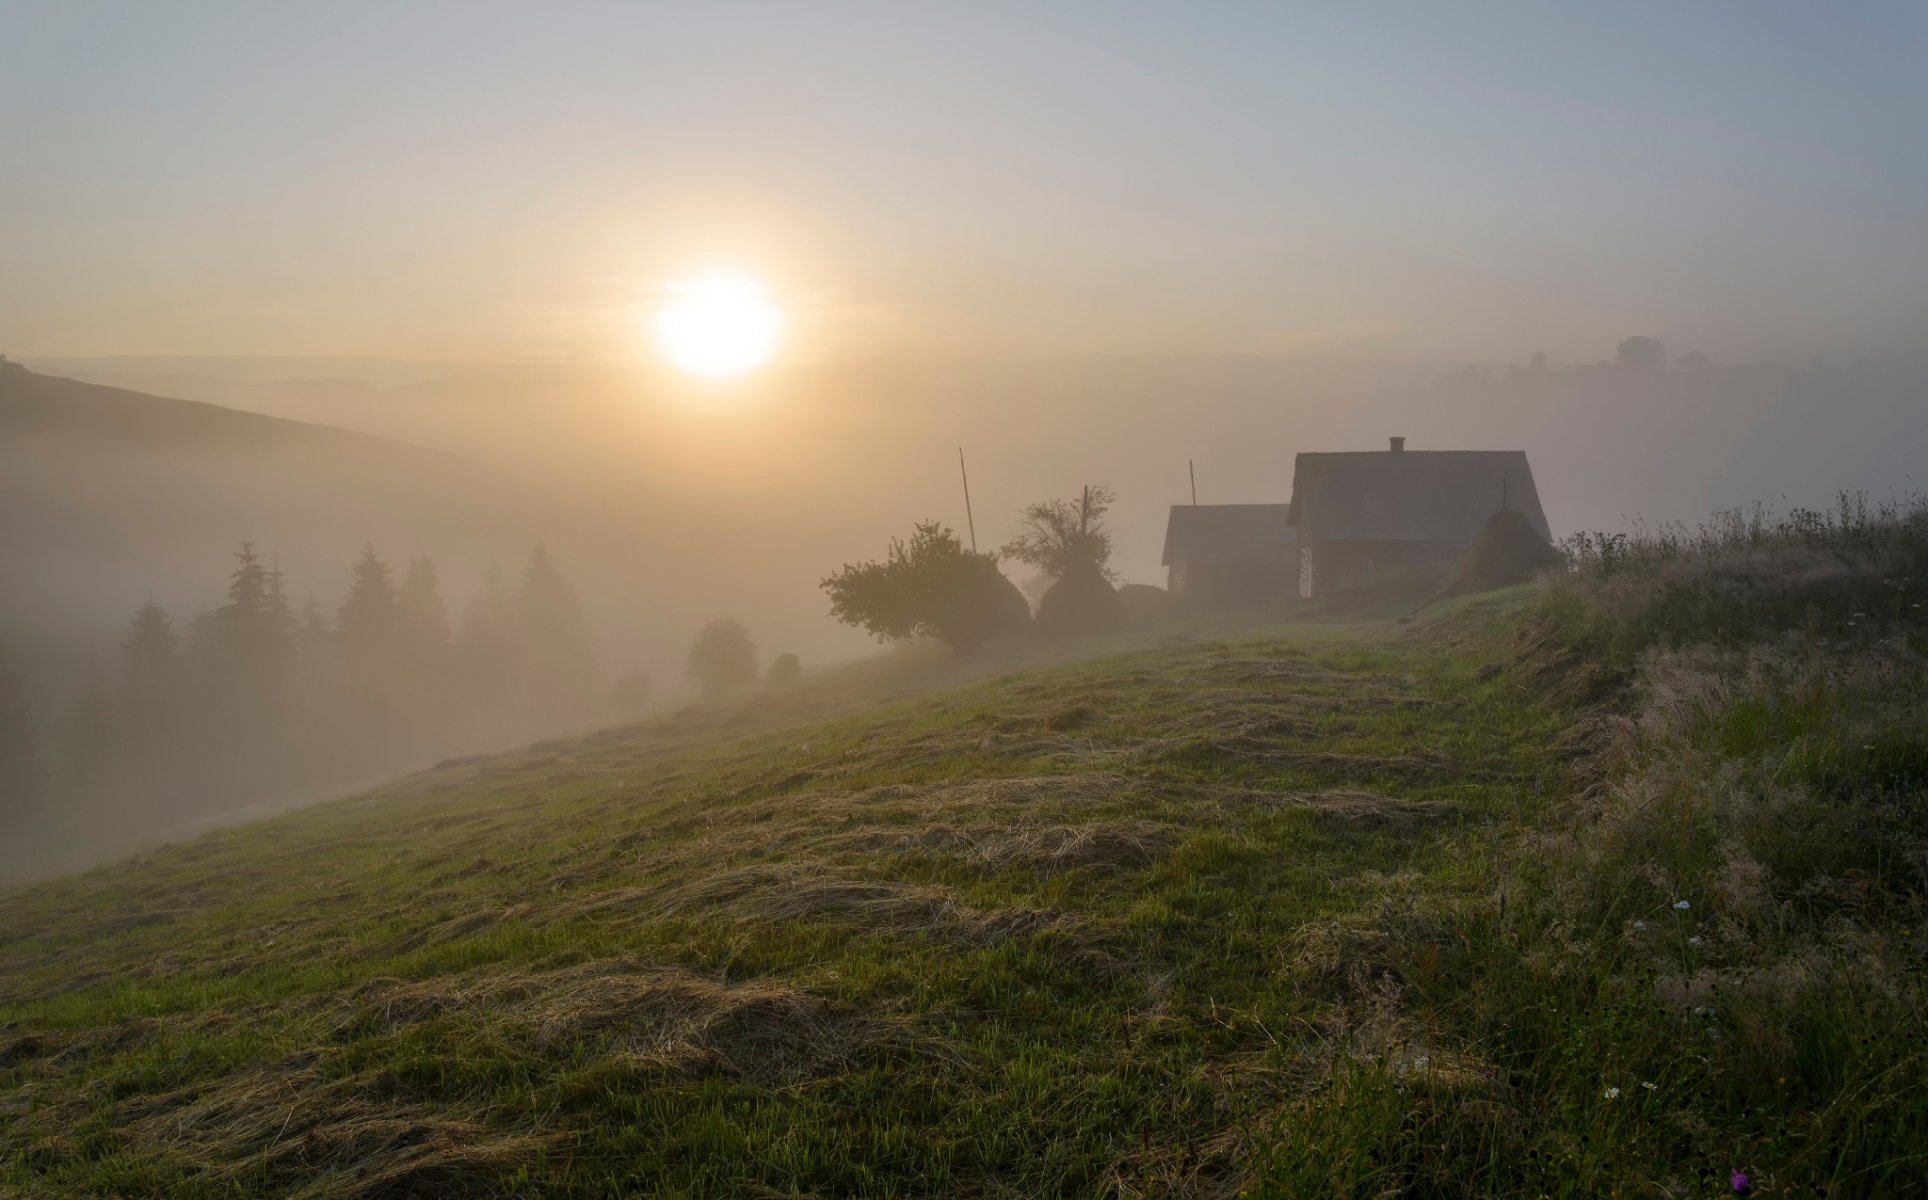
<box><xmin>3</xmin><ymin>573</ymin><xmax>1923</xmax><ymax>1197</ymax></box>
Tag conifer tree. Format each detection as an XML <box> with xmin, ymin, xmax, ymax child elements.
<box><xmin>122</xmin><ymin>600</ymin><xmax>179</xmax><ymax>702</ymax></box>
<box><xmin>516</xmin><ymin>541</ymin><xmax>597</xmax><ymax>702</ymax></box>
<box><xmin>205</xmin><ymin>544</ymin><xmax>294</xmax><ymax>709</ymax></box>
<box><xmin>457</xmin><ymin>561</ymin><xmax>518</xmax><ymax>692</ymax></box>
<box><xmin>118</xmin><ymin>601</ymin><xmax>181</xmax><ymax>787</ymax></box>
<box><xmin>0</xmin><ymin>642</ymin><xmax>48</xmax><ymax>816</ymax></box>
<box><xmin>210</xmin><ymin>542</ymin><xmax>295</xmax><ymax>677</ymax></box>
<box><xmin>60</xmin><ymin>657</ymin><xmax>117</xmax><ymax>794</ymax></box>
<box><xmin>297</xmin><ymin>591</ymin><xmax>333</xmax><ymax>651</ymax></box>
<box><xmin>397</xmin><ymin>553</ymin><xmax>452</xmax><ymax>663</ymax></box>
<box><xmin>337</xmin><ymin>545</ymin><xmax>400</xmax><ymax>667</ymax></box>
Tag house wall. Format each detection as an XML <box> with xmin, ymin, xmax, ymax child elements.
<box><xmin>1173</xmin><ymin>559</ymin><xmax>1295</xmax><ymax>607</ymax></box>
<box><xmin>1299</xmin><ymin>540</ymin><xmax>1463</xmax><ymax>598</ymax></box>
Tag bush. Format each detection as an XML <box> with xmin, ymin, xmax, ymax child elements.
<box><xmin>687</xmin><ymin>618</ymin><xmax>757</xmax><ymax>698</ymax></box>
<box><xmin>822</xmin><ymin>522</ymin><xmax>1030</xmax><ymax>656</ymax></box>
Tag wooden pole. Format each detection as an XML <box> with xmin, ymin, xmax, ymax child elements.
<box><xmin>1189</xmin><ymin>459</ymin><xmax>1197</xmax><ymax>506</ymax></box>
<box><xmin>958</xmin><ymin>447</ymin><xmax>978</xmax><ymax>553</ymax></box>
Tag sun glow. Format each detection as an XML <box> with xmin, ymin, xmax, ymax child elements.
<box><xmin>651</xmin><ymin>273</ymin><xmax>785</xmax><ymax>379</ymax></box>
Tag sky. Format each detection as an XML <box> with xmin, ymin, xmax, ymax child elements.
<box><xmin>4</xmin><ymin>1</ymin><xmax>1926</xmax><ymax>365</ymax></box>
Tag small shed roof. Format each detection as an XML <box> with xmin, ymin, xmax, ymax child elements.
<box><xmin>1287</xmin><ymin>450</ymin><xmax>1550</xmax><ymax>544</ymax></box>
<box><xmin>1161</xmin><ymin>504</ymin><xmax>1297</xmax><ymax>566</ymax></box>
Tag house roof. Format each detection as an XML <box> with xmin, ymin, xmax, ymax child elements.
<box><xmin>1161</xmin><ymin>504</ymin><xmax>1297</xmax><ymax>566</ymax></box>
<box><xmin>1286</xmin><ymin>450</ymin><xmax>1550</xmax><ymax>544</ymax></box>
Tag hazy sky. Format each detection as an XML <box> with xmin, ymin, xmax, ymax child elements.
<box><xmin>4</xmin><ymin>2</ymin><xmax>1925</xmax><ymax>364</ymax></box>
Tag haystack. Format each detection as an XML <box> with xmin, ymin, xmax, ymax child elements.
<box><xmin>1443</xmin><ymin>509</ymin><xmax>1564</xmax><ymax>596</ymax></box>
<box><xmin>985</xmin><ymin>569</ymin><xmax>1034</xmax><ymax>635</ymax></box>
<box><xmin>1116</xmin><ymin>583</ymin><xmax>1171</xmax><ymax>627</ymax></box>
<box><xmin>1033</xmin><ymin>561</ymin><xmax>1129</xmax><ymax>637</ymax></box>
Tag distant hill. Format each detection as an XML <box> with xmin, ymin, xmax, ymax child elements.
<box><xmin>0</xmin><ymin>360</ymin><xmax>561</xmax><ymax>694</ymax></box>
<box><xmin>0</xmin><ymin>358</ymin><xmax>453</xmax><ymax>458</ymax></box>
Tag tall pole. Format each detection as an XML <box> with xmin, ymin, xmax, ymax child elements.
<box><xmin>958</xmin><ymin>447</ymin><xmax>978</xmax><ymax>553</ymax></box>
<box><xmin>1189</xmin><ymin>459</ymin><xmax>1197</xmax><ymax>506</ymax></box>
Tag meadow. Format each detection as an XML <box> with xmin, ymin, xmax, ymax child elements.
<box><xmin>3</xmin><ymin>498</ymin><xmax>1924</xmax><ymax>1198</ymax></box>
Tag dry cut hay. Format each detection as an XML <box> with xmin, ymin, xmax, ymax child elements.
<box><xmin>638</xmin><ymin>862</ymin><xmax>1071</xmax><ymax>948</ymax></box>
<box><xmin>342</xmin><ymin>960</ymin><xmax>903</xmax><ymax>1086</ymax></box>
<box><xmin>1034</xmin><ymin>561</ymin><xmax>1130</xmax><ymax>638</ymax></box>
<box><xmin>1443</xmin><ymin>508</ymin><xmax>1564</xmax><ymax>597</ymax></box>
<box><xmin>106</xmin><ymin>1061</ymin><xmax>563</xmax><ymax>1200</ymax></box>
<box><xmin>817</xmin><ymin>818</ymin><xmax>1174</xmax><ymax>874</ymax></box>
<box><xmin>1255</xmin><ymin>790</ymin><xmax>1454</xmax><ymax>829</ymax></box>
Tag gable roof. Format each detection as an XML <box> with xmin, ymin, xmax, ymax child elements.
<box><xmin>1287</xmin><ymin>450</ymin><xmax>1550</xmax><ymax>544</ymax></box>
<box><xmin>1161</xmin><ymin>504</ymin><xmax>1297</xmax><ymax>566</ymax></box>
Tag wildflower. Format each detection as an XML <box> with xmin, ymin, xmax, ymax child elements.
<box><xmin>1732</xmin><ymin>1170</ymin><xmax>1752</xmax><ymax>1194</ymax></box>
<box><xmin>1413</xmin><ymin>1055</ymin><xmax>1429</xmax><ymax>1069</ymax></box>
<box><xmin>1688</xmin><ymin>936</ymin><xmax>1704</xmax><ymax>947</ymax></box>
<box><xmin>1641</xmin><ymin>1081</ymin><xmax>1657</xmax><ymax>1091</ymax></box>
<box><xmin>1673</xmin><ymin>900</ymin><xmax>1692</xmax><ymax>910</ymax></box>
<box><xmin>1603</xmin><ymin>1086</ymin><xmax>1621</xmax><ymax>1100</ymax></box>
<box><xmin>1633</xmin><ymin>920</ymin><xmax>1648</xmax><ymax>930</ymax></box>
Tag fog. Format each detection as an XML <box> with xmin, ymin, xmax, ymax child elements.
<box><xmin>6</xmin><ymin>342</ymin><xmax>1926</xmax><ymax>881</ymax></box>
<box><xmin>4</xmin><ymin>3</ymin><xmax>1926</xmax><ymax>880</ymax></box>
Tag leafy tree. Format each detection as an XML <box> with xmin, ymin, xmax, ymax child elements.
<box><xmin>338</xmin><ymin>545</ymin><xmax>400</xmax><ymax>665</ymax></box>
<box><xmin>1001</xmin><ymin>485</ymin><xmax>1117</xmax><ymax>581</ymax></box>
<box><xmin>1615</xmin><ymin>335</ymin><xmax>1667</xmax><ymax>372</ymax></box>
<box><xmin>822</xmin><ymin>521</ymin><xmax>1028</xmax><ymax>656</ymax></box>
<box><xmin>0</xmin><ymin>642</ymin><xmax>49</xmax><ymax>816</ymax></box>
<box><xmin>766</xmin><ymin>653</ymin><xmax>803</xmax><ymax>690</ymax></box>
<box><xmin>687</xmin><ymin>617</ymin><xmax>757</xmax><ymax>698</ymax></box>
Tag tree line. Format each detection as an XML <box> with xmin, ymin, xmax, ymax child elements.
<box><xmin>0</xmin><ymin>541</ymin><xmax>604</xmax><ymax>836</ymax></box>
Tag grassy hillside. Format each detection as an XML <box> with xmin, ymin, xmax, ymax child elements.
<box><xmin>4</xmin><ymin>503</ymin><xmax>1925</xmax><ymax>1196</ymax></box>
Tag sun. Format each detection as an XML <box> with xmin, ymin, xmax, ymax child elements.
<box><xmin>651</xmin><ymin>272</ymin><xmax>785</xmax><ymax>380</ymax></box>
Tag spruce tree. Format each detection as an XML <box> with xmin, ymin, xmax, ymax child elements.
<box><xmin>122</xmin><ymin>600</ymin><xmax>179</xmax><ymax>702</ymax></box>
<box><xmin>397</xmin><ymin>553</ymin><xmax>452</xmax><ymax>662</ymax></box>
<box><xmin>0</xmin><ymin>643</ymin><xmax>48</xmax><ymax>816</ymax></box>
<box><xmin>517</xmin><ymin>541</ymin><xmax>597</xmax><ymax>703</ymax></box>
<box><xmin>337</xmin><ymin>545</ymin><xmax>400</xmax><ymax>667</ymax></box>
<box><xmin>118</xmin><ymin>601</ymin><xmax>181</xmax><ymax>788</ymax></box>
<box><xmin>456</xmin><ymin>561</ymin><xmax>518</xmax><ymax>704</ymax></box>
<box><xmin>61</xmin><ymin>657</ymin><xmax>117</xmax><ymax>795</ymax></box>
<box><xmin>211</xmin><ymin>543</ymin><xmax>295</xmax><ymax>677</ymax></box>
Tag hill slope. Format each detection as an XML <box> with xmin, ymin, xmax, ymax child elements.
<box><xmin>2</xmin><ymin>574</ymin><xmax>1923</xmax><ymax>1196</ymax></box>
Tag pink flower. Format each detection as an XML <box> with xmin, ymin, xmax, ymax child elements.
<box><xmin>1731</xmin><ymin>1170</ymin><xmax>1751</xmax><ymax>1194</ymax></box>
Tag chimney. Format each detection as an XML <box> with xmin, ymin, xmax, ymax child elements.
<box><xmin>1389</xmin><ymin>436</ymin><xmax>1405</xmax><ymax>453</ymax></box>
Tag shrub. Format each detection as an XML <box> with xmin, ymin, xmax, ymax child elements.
<box><xmin>822</xmin><ymin>522</ymin><xmax>1029</xmax><ymax>656</ymax></box>
<box><xmin>687</xmin><ymin>618</ymin><xmax>757</xmax><ymax>698</ymax></box>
